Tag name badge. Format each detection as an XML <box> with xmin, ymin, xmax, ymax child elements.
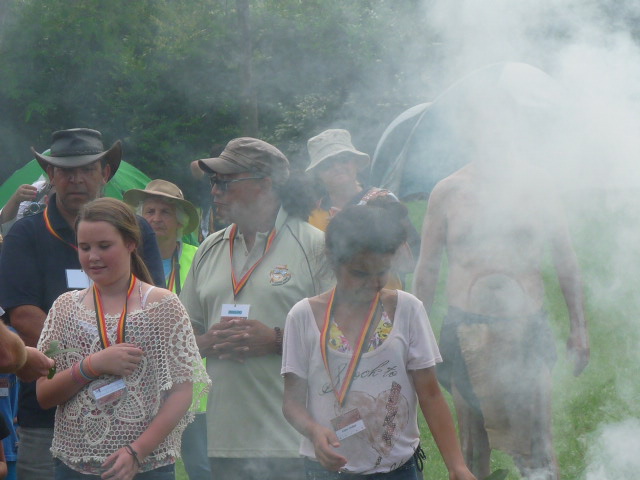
<box><xmin>89</xmin><ymin>378</ymin><xmax>127</xmax><ymax>407</ymax></box>
<box><xmin>220</xmin><ymin>304</ymin><xmax>250</xmax><ymax>320</ymax></box>
<box><xmin>331</xmin><ymin>408</ymin><xmax>366</xmax><ymax>440</ymax></box>
<box><xmin>0</xmin><ymin>378</ymin><xmax>9</xmax><ymax>397</ymax></box>
<box><xmin>66</xmin><ymin>269</ymin><xmax>90</xmax><ymax>289</ymax></box>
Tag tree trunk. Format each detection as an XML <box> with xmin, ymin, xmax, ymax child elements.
<box><xmin>237</xmin><ymin>0</ymin><xmax>258</xmax><ymax>136</ymax></box>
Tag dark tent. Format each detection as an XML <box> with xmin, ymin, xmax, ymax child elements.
<box><xmin>370</xmin><ymin>62</ymin><xmax>563</xmax><ymax>200</ymax></box>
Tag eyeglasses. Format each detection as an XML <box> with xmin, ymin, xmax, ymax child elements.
<box><xmin>208</xmin><ymin>175</ymin><xmax>265</xmax><ymax>192</ymax></box>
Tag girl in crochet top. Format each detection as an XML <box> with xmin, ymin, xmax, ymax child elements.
<box><xmin>36</xmin><ymin>198</ymin><xmax>208</xmax><ymax>480</ymax></box>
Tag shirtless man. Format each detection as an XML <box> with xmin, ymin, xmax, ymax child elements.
<box><xmin>413</xmin><ymin>155</ymin><xmax>590</xmax><ymax>480</ymax></box>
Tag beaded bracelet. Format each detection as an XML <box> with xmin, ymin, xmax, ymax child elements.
<box><xmin>84</xmin><ymin>354</ymin><xmax>100</xmax><ymax>378</ymax></box>
<box><xmin>78</xmin><ymin>359</ymin><xmax>98</xmax><ymax>382</ymax></box>
<box><xmin>274</xmin><ymin>326</ymin><xmax>283</xmax><ymax>355</ymax></box>
<box><xmin>124</xmin><ymin>444</ymin><xmax>142</xmax><ymax>468</ymax></box>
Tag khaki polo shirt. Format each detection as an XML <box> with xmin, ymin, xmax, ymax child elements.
<box><xmin>180</xmin><ymin>208</ymin><xmax>334</xmax><ymax>458</ymax></box>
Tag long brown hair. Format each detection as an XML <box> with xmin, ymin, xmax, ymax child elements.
<box><xmin>76</xmin><ymin>197</ymin><xmax>153</xmax><ymax>284</ymax></box>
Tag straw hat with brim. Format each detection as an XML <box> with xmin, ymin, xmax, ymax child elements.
<box><xmin>197</xmin><ymin>137</ymin><xmax>290</xmax><ymax>185</ymax></box>
<box><xmin>32</xmin><ymin>128</ymin><xmax>122</xmax><ymax>181</ymax></box>
<box><xmin>123</xmin><ymin>179</ymin><xmax>200</xmax><ymax>235</ymax></box>
<box><xmin>306</xmin><ymin>129</ymin><xmax>370</xmax><ymax>172</ymax></box>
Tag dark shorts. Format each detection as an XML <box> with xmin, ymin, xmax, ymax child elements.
<box><xmin>437</xmin><ymin>306</ymin><xmax>557</xmax><ymax>412</ymax></box>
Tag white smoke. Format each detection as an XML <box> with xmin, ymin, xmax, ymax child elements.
<box><xmin>408</xmin><ymin>1</ymin><xmax>640</xmax><ymax>479</ymax></box>
<box><xmin>420</xmin><ymin>0</ymin><xmax>640</xmax><ymax>190</ymax></box>
<box><xmin>584</xmin><ymin>419</ymin><xmax>640</xmax><ymax>480</ymax></box>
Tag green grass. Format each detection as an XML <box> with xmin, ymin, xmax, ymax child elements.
<box><xmin>177</xmin><ymin>193</ymin><xmax>640</xmax><ymax>480</ymax></box>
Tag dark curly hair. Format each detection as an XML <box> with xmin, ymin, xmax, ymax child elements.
<box><xmin>325</xmin><ymin>203</ymin><xmax>408</xmax><ymax>268</ymax></box>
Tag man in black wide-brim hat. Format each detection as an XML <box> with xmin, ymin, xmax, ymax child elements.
<box><xmin>0</xmin><ymin>128</ymin><xmax>165</xmax><ymax>480</ymax></box>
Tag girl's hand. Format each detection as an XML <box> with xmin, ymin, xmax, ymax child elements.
<box><xmin>309</xmin><ymin>424</ymin><xmax>347</xmax><ymax>472</ymax></box>
<box><xmin>101</xmin><ymin>446</ymin><xmax>140</xmax><ymax>480</ymax></box>
<box><xmin>91</xmin><ymin>344</ymin><xmax>143</xmax><ymax>377</ymax></box>
<box><xmin>449</xmin><ymin>464</ymin><xmax>477</xmax><ymax>480</ymax></box>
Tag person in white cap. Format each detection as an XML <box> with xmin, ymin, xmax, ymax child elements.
<box><xmin>306</xmin><ymin>128</ymin><xmax>420</xmax><ymax>290</ymax></box>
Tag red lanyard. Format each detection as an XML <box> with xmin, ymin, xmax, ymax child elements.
<box><xmin>228</xmin><ymin>224</ymin><xmax>276</xmax><ymax>298</ymax></box>
<box><xmin>43</xmin><ymin>206</ymin><xmax>78</xmax><ymax>251</ymax></box>
<box><xmin>320</xmin><ymin>288</ymin><xmax>381</xmax><ymax>406</ymax></box>
<box><xmin>94</xmin><ymin>274</ymin><xmax>137</xmax><ymax>349</ymax></box>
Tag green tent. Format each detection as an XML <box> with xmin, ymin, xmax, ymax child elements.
<box><xmin>0</xmin><ymin>158</ymin><xmax>201</xmax><ymax>246</ymax></box>
<box><xmin>0</xmin><ymin>158</ymin><xmax>152</xmax><ymax>206</ymax></box>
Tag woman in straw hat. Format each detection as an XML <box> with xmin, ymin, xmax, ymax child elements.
<box><xmin>123</xmin><ymin>180</ymin><xmax>199</xmax><ymax>295</ymax></box>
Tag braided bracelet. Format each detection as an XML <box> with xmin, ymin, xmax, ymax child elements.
<box><xmin>70</xmin><ymin>362</ymin><xmax>90</xmax><ymax>385</ymax></box>
<box><xmin>124</xmin><ymin>444</ymin><xmax>142</xmax><ymax>468</ymax></box>
<box><xmin>84</xmin><ymin>354</ymin><xmax>100</xmax><ymax>378</ymax></box>
<box><xmin>78</xmin><ymin>359</ymin><xmax>98</xmax><ymax>382</ymax></box>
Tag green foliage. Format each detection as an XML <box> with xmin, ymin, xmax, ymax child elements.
<box><xmin>0</xmin><ymin>0</ymin><xmax>436</xmax><ymax>202</ymax></box>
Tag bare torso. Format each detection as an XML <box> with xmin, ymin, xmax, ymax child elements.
<box><xmin>441</xmin><ymin>163</ymin><xmax>554</xmax><ymax>316</ymax></box>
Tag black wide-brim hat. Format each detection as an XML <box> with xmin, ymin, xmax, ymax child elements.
<box><xmin>32</xmin><ymin>128</ymin><xmax>122</xmax><ymax>180</ymax></box>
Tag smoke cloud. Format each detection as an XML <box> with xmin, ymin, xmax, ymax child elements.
<box><xmin>393</xmin><ymin>1</ymin><xmax>640</xmax><ymax>479</ymax></box>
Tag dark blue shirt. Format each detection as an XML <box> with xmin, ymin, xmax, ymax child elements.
<box><xmin>0</xmin><ymin>194</ymin><xmax>165</xmax><ymax>428</ymax></box>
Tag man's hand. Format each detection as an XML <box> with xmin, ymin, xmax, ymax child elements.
<box><xmin>15</xmin><ymin>347</ymin><xmax>55</xmax><ymax>382</ymax></box>
<box><xmin>200</xmin><ymin>318</ymin><xmax>277</xmax><ymax>362</ymax></box>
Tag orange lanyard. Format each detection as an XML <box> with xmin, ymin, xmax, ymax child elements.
<box><xmin>94</xmin><ymin>274</ymin><xmax>136</xmax><ymax>349</ymax></box>
<box><xmin>320</xmin><ymin>288</ymin><xmax>380</xmax><ymax>406</ymax></box>
<box><xmin>228</xmin><ymin>224</ymin><xmax>276</xmax><ymax>298</ymax></box>
<box><xmin>43</xmin><ymin>206</ymin><xmax>77</xmax><ymax>251</ymax></box>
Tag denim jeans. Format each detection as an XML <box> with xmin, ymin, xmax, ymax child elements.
<box><xmin>209</xmin><ymin>456</ymin><xmax>305</xmax><ymax>480</ymax></box>
<box><xmin>181</xmin><ymin>413</ymin><xmax>211</xmax><ymax>480</ymax></box>
<box><xmin>16</xmin><ymin>427</ymin><xmax>55</xmax><ymax>480</ymax></box>
<box><xmin>54</xmin><ymin>458</ymin><xmax>176</xmax><ymax>479</ymax></box>
<box><xmin>304</xmin><ymin>457</ymin><xmax>421</xmax><ymax>480</ymax></box>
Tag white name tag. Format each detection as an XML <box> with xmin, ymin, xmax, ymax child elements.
<box><xmin>66</xmin><ymin>269</ymin><xmax>90</xmax><ymax>289</ymax></box>
<box><xmin>93</xmin><ymin>378</ymin><xmax>127</xmax><ymax>400</ymax></box>
<box><xmin>220</xmin><ymin>304</ymin><xmax>250</xmax><ymax>319</ymax></box>
<box><xmin>331</xmin><ymin>408</ymin><xmax>366</xmax><ymax>440</ymax></box>
<box><xmin>0</xmin><ymin>378</ymin><xmax>9</xmax><ymax>397</ymax></box>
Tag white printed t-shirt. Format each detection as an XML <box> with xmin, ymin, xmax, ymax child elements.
<box><xmin>281</xmin><ymin>290</ymin><xmax>442</xmax><ymax>474</ymax></box>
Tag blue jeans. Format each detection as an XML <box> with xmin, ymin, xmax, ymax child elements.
<box><xmin>304</xmin><ymin>457</ymin><xmax>421</xmax><ymax>480</ymax></box>
<box><xmin>54</xmin><ymin>458</ymin><xmax>176</xmax><ymax>479</ymax></box>
<box><xmin>181</xmin><ymin>413</ymin><xmax>211</xmax><ymax>480</ymax></box>
<box><xmin>16</xmin><ymin>427</ymin><xmax>55</xmax><ymax>480</ymax></box>
<box><xmin>5</xmin><ymin>461</ymin><xmax>16</xmax><ymax>480</ymax></box>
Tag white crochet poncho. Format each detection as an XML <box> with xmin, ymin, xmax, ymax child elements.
<box><xmin>38</xmin><ymin>289</ymin><xmax>210</xmax><ymax>474</ymax></box>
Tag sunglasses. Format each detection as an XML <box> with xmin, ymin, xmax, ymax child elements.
<box><xmin>208</xmin><ymin>175</ymin><xmax>265</xmax><ymax>192</ymax></box>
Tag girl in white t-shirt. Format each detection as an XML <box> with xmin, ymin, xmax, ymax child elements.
<box><xmin>282</xmin><ymin>204</ymin><xmax>475</xmax><ymax>480</ymax></box>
